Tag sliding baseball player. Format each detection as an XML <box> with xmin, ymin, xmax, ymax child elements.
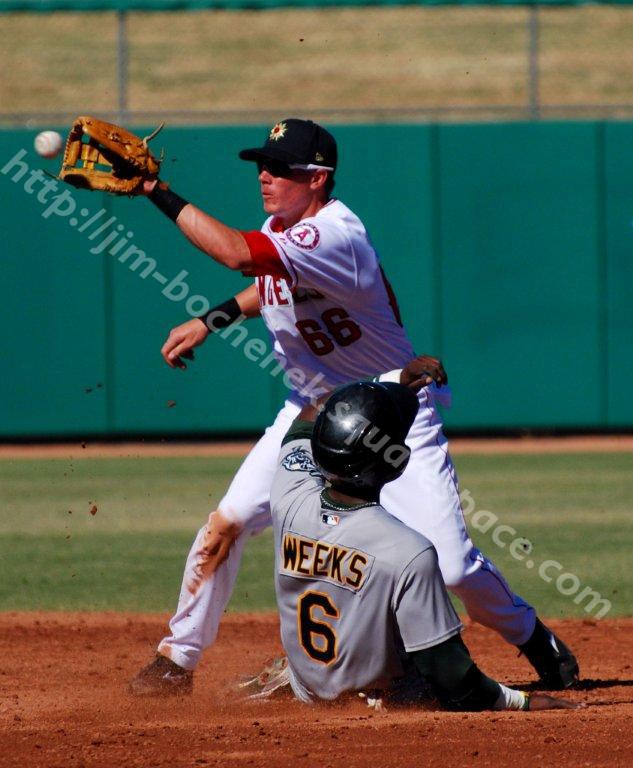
<box><xmin>267</xmin><ymin>369</ymin><xmax>577</xmax><ymax>711</ymax></box>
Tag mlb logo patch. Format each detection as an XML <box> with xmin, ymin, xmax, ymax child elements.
<box><xmin>321</xmin><ymin>513</ymin><xmax>340</xmax><ymax>526</ymax></box>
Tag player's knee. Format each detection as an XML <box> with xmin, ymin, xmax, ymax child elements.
<box><xmin>190</xmin><ymin>523</ymin><xmax>209</xmax><ymax>553</ymax></box>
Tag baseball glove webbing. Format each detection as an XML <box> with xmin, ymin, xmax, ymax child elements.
<box><xmin>59</xmin><ymin>116</ymin><xmax>163</xmax><ymax>195</ymax></box>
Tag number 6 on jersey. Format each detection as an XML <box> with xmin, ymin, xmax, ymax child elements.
<box><xmin>298</xmin><ymin>591</ymin><xmax>339</xmax><ymax>665</ymax></box>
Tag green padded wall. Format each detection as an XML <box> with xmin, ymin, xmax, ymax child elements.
<box><xmin>1</xmin><ymin>121</ymin><xmax>632</xmax><ymax>437</ymax></box>
<box><xmin>106</xmin><ymin>126</ymin><xmax>275</xmax><ymax>434</ymax></box>
<box><xmin>436</xmin><ymin>122</ymin><xmax>603</xmax><ymax>428</ymax></box>
<box><xmin>604</xmin><ymin>123</ymin><xmax>633</xmax><ymax>428</ymax></box>
<box><xmin>0</xmin><ymin>130</ymin><xmax>109</xmax><ymax>436</ymax></box>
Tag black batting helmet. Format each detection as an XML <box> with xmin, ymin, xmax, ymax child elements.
<box><xmin>311</xmin><ymin>381</ymin><xmax>419</xmax><ymax>495</ymax></box>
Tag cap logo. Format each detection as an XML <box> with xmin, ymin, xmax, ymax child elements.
<box><xmin>269</xmin><ymin>122</ymin><xmax>287</xmax><ymax>142</ymax></box>
<box><xmin>315</xmin><ymin>152</ymin><xmax>324</xmax><ymax>162</ymax></box>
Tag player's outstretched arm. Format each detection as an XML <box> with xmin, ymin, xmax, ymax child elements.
<box><xmin>142</xmin><ymin>179</ymin><xmax>255</xmax><ymax>272</ymax></box>
<box><xmin>412</xmin><ymin>634</ymin><xmax>580</xmax><ymax>712</ymax></box>
<box><xmin>233</xmin><ymin>284</ymin><xmax>261</xmax><ymax>319</ymax></box>
<box><xmin>174</xmin><ymin>202</ymin><xmax>251</xmax><ymax>270</ymax></box>
<box><xmin>297</xmin><ymin>353</ymin><xmax>451</xmax><ymax>419</ymax></box>
<box><xmin>161</xmin><ymin>285</ymin><xmax>260</xmax><ymax>369</ymax></box>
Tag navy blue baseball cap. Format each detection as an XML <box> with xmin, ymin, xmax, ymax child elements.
<box><xmin>239</xmin><ymin>118</ymin><xmax>337</xmax><ymax>171</ymax></box>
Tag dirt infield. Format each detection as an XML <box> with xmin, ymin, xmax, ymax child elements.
<box><xmin>1</xmin><ymin>613</ymin><xmax>631</xmax><ymax>768</ymax></box>
<box><xmin>1</xmin><ymin>434</ymin><xmax>633</xmax><ymax>460</ymax></box>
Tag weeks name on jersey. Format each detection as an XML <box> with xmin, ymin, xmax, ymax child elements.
<box><xmin>281</xmin><ymin>532</ymin><xmax>373</xmax><ymax>592</ymax></box>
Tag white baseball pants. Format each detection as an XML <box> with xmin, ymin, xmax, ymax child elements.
<box><xmin>158</xmin><ymin>388</ymin><xmax>536</xmax><ymax>670</ymax></box>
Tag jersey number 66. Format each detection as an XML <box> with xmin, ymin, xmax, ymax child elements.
<box><xmin>295</xmin><ymin>307</ymin><xmax>362</xmax><ymax>357</ymax></box>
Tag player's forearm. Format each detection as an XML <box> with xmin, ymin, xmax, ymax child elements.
<box><xmin>295</xmin><ymin>359</ymin><xmax>426</xmax><ymax>423</ymax></box>
<box><xmin>176</xmin><ymin>204</ymin><xmax>252</xmax><ymax>270</ymax></box>
<box><xmin>296</xmin><ymin>353</ymin><xmax>450</xmax><ymax>424</ymax></box>
<box><xmin>147</xmin><ymin>182</ymin><xmax>252</xmax><ymax>271</ymax></box>
<box><xmin>412</xmin><ymin>634</ymin><xmax>528</xmax><ymax>712</ymax></box>
<box><xmin>197</xmin><ymin>284</ymin><xmax>260</xmax><ymax>333</ymax></box>
<box><xmin>235</xmin><ymin>283</ymin><xmax>261</xmax><ymax>318</ymax></box>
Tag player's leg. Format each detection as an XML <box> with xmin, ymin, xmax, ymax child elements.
<box><xmin>159</xmin><ymin>400</ymin><xmax>300</xmax><ymax>667</ymax></box>
<box><xmin>380</xmin><ymin>420</ymin><xmax>536</xmax><ymax>645</ymax></box>
<box><xmin>156</xmin><ymin>520</ymin><xmax>255</xmax><ymax>671</ymax></box>
<box><xmin>380</xmin><ymin>390</ymin><xmax>578</xmax><ymax>687</ymax></box>
<box><xmin>129</xmin><ymin>400</ymin><xmax>300</xmax><ymax>695</ymax></box>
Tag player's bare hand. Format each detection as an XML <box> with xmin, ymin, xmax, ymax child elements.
<box><xmin>401</xmin><ymin>355</ymin><xmax>448</xmax><ymax>391</ymax></box>
<box><xmin>528</xmin><ymin>694</ymin><xmax>584</xmax><ymax>711</ymax></box>
<box><xmin>161</xmin><ymin>318</ymin><xmax>209</xmax><ymax>369</ymax></box>
<box><xmin>187</xmin><ymin>510</ymin><xmax>243</xmax><ymax>594</ymax></box>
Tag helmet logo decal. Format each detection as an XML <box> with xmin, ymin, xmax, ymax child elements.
<box><xmin>269</xmin><ymin>122</ymin><xmax>288</xmax><ymax>141</ymax></box>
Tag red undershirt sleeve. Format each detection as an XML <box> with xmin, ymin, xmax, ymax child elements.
<box><xmin>240</xmin><ymin>231</ymin><xmax>290</xmax><ymax>280</ymax></box>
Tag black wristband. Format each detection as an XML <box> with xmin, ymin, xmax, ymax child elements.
<box><xmin>148</xmin><ymin>184</ymin><xmax>189</xmax><ymax>222</ymax></box>
<box><xmin>199</xmin><ymin>297</ymin><xmax>242</xmax><ymax>333</ymax></box>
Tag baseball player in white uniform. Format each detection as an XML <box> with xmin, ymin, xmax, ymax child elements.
<box><xmin>129</xmin><ymin>119</ymin><xmax>578</xmax><ymax>695</ymax></box>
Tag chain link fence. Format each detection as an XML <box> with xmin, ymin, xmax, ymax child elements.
<box><xmin>1</xmin><ymin>6</ymin><xmax>633</xmax><ymax>125</ymax></box>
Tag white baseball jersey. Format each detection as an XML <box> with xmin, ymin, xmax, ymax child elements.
<box><xmin>253</xmin><ymin>199</ymin><xmax>417</xmax><ymax>402</ymax></box>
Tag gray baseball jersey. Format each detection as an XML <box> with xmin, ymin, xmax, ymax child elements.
<box><xmin>270</xmin><ymin>428</ymin><xmax>463</xmax><ymax>702</ymax></box>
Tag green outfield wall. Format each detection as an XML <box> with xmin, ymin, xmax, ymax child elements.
<box><xmin>1</xmin><ymin>121</ymin><xmax>631</xmax><ymax>437</ymax></box>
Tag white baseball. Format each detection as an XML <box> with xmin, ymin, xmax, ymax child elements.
<box><xmin>34</xmin><ymin>130</ymin><xmax>63</xmax><ymax>159</ymax></box>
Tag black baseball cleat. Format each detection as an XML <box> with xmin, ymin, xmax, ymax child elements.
<box><xmin>128</xmin><ymin>654</ymin><xmax>193</xmax><ymax>697</ymax></box>
<box><xmin>519</xmin><ymin>618</ymin><xmax>580</xmax><ymax>690</ymax></box>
